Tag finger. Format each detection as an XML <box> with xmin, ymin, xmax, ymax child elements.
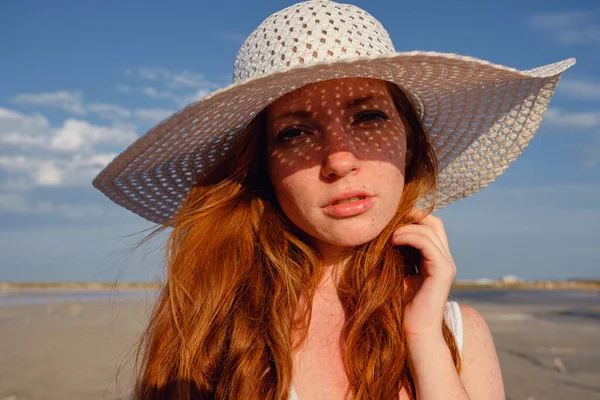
<box><xmin>393</xmin><ymin>231</ymin><xmax>456</xmax><ymax>281</ymax></box>
<box><xmin>392</xmin><ymin>224</ymin><xmax>447</xmax><ymax>259</ymax></box>
<box><xmin>406</xmin><ymin>208</ymin><xmax>450</xmax><ymax>254</ymax></box>
<box><xmin>392</xmin><ymin>231</ymin><xmax>448</xmax><ymax>273</ymax></box>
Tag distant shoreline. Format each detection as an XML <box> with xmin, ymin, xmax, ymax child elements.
<box><xmin>0</xmin><ymin>282</ymin><xmax>159</xmax><ymax>291</ymax></box>
<box><xmin>1</xmin><ymin>280</ymin><xmax>599</xmax><ymax>291</ymax></box>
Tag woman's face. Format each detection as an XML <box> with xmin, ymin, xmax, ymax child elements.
<box><xmin>265</xmin><ymin>78</ymin><xmax>408</xmax><ymax>251</ymax></box>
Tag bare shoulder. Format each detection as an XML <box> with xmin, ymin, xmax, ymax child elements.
<box><xmin>458</xmin><ymin>303</ymin><xmax>492</xmax><ymax>341</ymax></box>
<box><xmin>457</xmin><ymin>303</ymin><xmax>506</xmax><ymax>399</ymax></box>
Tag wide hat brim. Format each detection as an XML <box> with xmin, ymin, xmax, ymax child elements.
<box><xmin>92</xmin><ymin>51</ymin><xmax>575</xmax><ymax>224</ymax></box>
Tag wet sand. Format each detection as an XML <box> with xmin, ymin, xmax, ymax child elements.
<box><xmin>458</xmin><ymin>300</ymin><xmax>600</xmax><ymax>400</ymax></box>
<box><xmin>0</xmin><ymin>293</ymin><xmax>599</xmax><ymax>400</ymax></box>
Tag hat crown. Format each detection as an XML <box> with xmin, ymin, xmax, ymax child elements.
<box><xmin>233</xmin><ymin>0</ymin><xmax>396</xmax><ymax>82</ymax></box>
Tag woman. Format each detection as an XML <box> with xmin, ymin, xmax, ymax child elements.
<box><xmin>93</xmin><ymin>1</ymin><xmax>574</xmax><ymax>399</ymax></box>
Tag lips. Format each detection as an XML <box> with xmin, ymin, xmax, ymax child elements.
<box><xmin>322</xmin><ymin>190</ymin><xmax>374</xmax><ymax>218</ymax></box>
<box><xmin>324</xmin><ymin>190</ymin><xmax>373</xmax><ymax>207</ymax></box>
<box><xmin>333</xmin><ymin>195</ymin><xmax>366</xmax><ymax>205</ymax></box>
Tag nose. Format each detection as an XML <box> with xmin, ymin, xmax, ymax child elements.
<box><xmin>320</xmin><ymin>129</ymin><xmax>360</xmax><ymax>180</ymax></box>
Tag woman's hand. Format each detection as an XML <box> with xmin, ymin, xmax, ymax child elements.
<box><xmin>392</xmin><ymin>207</ymin><xmax>456</xmax><ymax>341</ymax></box>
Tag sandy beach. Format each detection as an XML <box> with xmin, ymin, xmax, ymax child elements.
<box><xmin>0</xmin><ymin>290</ymin><xmax>599</xmax><ymax>400</ymax></box>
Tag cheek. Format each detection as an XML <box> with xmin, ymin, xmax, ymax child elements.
<box><xmin>267</xmin><ymin>145</ymin><xmax>321</xmax><ymax>182</ymax></box>
<box><xmin>268</xmin><ymin>160</ymin><xmax>317</xmax><ymax>211</ymax></box>
<box><xmin>352</xmin><ymin>122</ymin><xmax>407</xmax><ymax>163</ymax></box>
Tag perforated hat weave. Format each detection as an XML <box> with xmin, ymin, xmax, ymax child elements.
<box><xmin>92</xmin><ymin>0</ymin><xmax>575</xmax><ymax>224</ymax></box>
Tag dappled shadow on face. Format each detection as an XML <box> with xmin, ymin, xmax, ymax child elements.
<box><xmin>265</xmin><ymin>78</ymin><xmax>409</xmax><ymax>182</ymax></box>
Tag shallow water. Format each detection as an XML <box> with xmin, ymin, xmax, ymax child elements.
<box><xmin>450</xmin><ymin>289</ymin><xmax>600</xmax><ymax>306</ymax></box>
<box><xmin>0</xmin><ymin>289</ymin><xmax>158</xmax><ymax>305</ymax></box>
<box><xmin>1</xmin><ymin>288</ymin><xmax>598</xmax><ymax>306</ymax></box>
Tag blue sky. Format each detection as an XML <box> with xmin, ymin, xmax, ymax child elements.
<box><xmin>1</xmin><ymin>0</ymin><xmax>599</xmax><ymax>283</ymax></box>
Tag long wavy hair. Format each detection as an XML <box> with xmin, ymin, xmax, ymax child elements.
<box><xmin>131</xmin><ymin>81</ymin><xmax>461</xmax><ymax>399</ymax></box>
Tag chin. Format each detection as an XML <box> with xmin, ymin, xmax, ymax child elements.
<box><xmin>317</xmin><ymin>223</ymin><xmax>386</xmax><ymax>248</ymax></box>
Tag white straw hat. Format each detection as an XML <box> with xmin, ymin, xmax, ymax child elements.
<box><xmin>92</xmin><ymin>0</ymin><xmax>575</xmax><ymax>224</ymax></box>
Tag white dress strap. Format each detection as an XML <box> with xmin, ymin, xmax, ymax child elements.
<box><xmin>290</xmin><ymin>384</ymin><xmax>300</xmax><ymax>400</ymax></box>
<box><xmin>444</xmin><ymin>300</ymin><xmax>464</xmax><ymax>357</ymax></box>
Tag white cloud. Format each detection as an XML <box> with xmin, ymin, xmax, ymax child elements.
<box><xmin>0</xmin><ymin>107</ymin><xmax>137</xmax><ymax>189</ymax></box>
<box><xmin>139</xmin><ymin>68</ymin><xmax>163</xmax><ymax>81</ymax></box>
<box><xmin>555</xmin><ymin>27</ymin><xmax>600</xmax><ymax>44</ymax></box>
<box><xmin>1</xmin><ymin>68</ymin><xmax>218</xmax><ymax>219</ymax></box>
<box><xmin>51</xmin><ymin>119</ymin><xmax>137</xmax><ymax>152</ymax></box>
<box><xmin>36</xmin><ymin>161</ymin><xmax>62</xmax><ymax>185</ymax></box>
<box><xmin>0</xmin><ymin>107</ymin><xmax>50</xmax><ymax>132</ymax></box>
<box><xmin>142</xmin><ymin>86</ymin><xmax>184</xmax><ymax>104</ymax></box>
<box><xmin>134</xmin><ymin>108</ymin><xmax>174</xmax><ymax>123</ymax></box>
<box><xmin>1</xmin><ymin>132</ymin><xmax>46</xmax><ymax>147</ymax></box>
<box><xmin>0</xmin><ymin>152</ymin><xmax>119</xmax><ymax>187</ymax></box>
<box><xmin>583</xmin><ymin>135</ymin><xmax>600</xmax><ymax>167</ymax></box>
<box><xmin>530</xmin><ymin>11</ymin><xmax>589</xmax><ymax>29</ymax></box>
<box><xmin>137</xmin><ymin>68</ymin><xmax>217</xmax><ymax>89</ymax></box>
<box><xmin>141</xmin><ymin>86</ymin><xmax>210</xmax><ymax>107</ymax></box>
<box><xmin>444</xmin><ymin>183</ymin><xmax>600</xmax><ymax>238</ymax></box>
<box><xmin>0</xmin><ymin>107</ymin><xmax>49</xmax><ymax>148</ymax></box>
<box><xmin>10</xmin><ymin>92</ymin><xmax>136</xmax><ymax>123</ymax></box>
<box><xmin>1</xmin><ymin>177</ymin><xmax>30</xmax><ymax>191</ymax></box>
<box><xmin>0</xmin><ymin>155</ymin><xmax>53</xmax><ymax>188</ymax></box>
<box><xmin>12</xmin><ymin>91</ymin><xmax>86</xmax><ymax>115</ymax></box>
<box><xmin>540</xmin><ymin>108</ymin><xmax>600</xmax><ymax>168</ymax></box>
<box><xmin>115</xmin><ymin>84</ymin><xmax>131</xmax><ymax>93</ymax></box>
<box><xmin>557</xmin><ymin>78</ymin><xmax>600</xmax><ymax>99</ymax></box>
<box><xmin>140</xmin><ymin>87</ymin><xmax>213</xmax><ymax>107</ymax></box>
<box><xmin>168</xmin><ymin>71</ymin><xmax>213</xmax><ymax>89</ymax></box>
<box><xmin>87</xmin><ymin>103</ymin><xmax>131</xmax><ymax>120</ymax></box>
<box><xmin>0</xmin><ymin>191</ymin><xmax>120</xmax><ymax>220</ymax></box>
<box><xmin>530</xmin><ymin>11</ymin><xmax>600</xmax><ymax>44</ymax></box>
<box><xmin>544</xmin><ymin>108</ymin><xmax>600</xmax><ymax>129</ymax></box>
<box><xmin>118</xmin><ymin>67</ymin><xmax>222</xmax><ymax>106</ymax></box>
<box><xmin>186</xmin><ymin>89</ymin><xmax>211</xmax><ymax>103</ymax></box>
<box><xmin>439</xmin><ymin>183</ymin><xmax>600</xmax><ymax>279</ymax></box>
<box><xmin>46</xmin><ymin>153</ymin><xmax>118</xmax><ymax>186</ymax></box>
<box><xmin>0</xmin><ymin>192</ymin><xmax>29</xmax><ymax>214</ymax></box>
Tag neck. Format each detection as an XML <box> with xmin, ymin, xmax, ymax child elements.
<box><xmin>314</xmin><ymin>241</ymin><xmax>351</xmax><ymax>298</ymax></box>
<box><xmin>314</xmin><ymin>240</ymin><xmax>350</xmax><ymax>266</ymax></box>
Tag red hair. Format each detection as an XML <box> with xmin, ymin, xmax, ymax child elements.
<box><xmin>131</xmin><ymin>81</ymin><xmax>460</xmax><ymax>399</ymax></box>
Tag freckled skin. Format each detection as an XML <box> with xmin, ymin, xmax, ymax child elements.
<box><xmin>266</xmin><ymin>78</ymin><xmax>407</xmax><ymax>252</ymax></box>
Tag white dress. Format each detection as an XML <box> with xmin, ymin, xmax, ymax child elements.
<box><xmin>290</xmin><ymin>300</ymin><xmax>464</xmax><ymax>400</ymax></box>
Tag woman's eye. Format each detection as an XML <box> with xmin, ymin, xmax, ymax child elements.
<box><xmin>277</xmin><ymin>127</ymin><xmax>313</xmax><ymax>142</ymax></box>
<box><xmin>353</xmin><ymin>110</ymin><xmax>388</xmax><ymax>123</ymax></box>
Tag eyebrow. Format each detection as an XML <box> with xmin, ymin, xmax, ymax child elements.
<box><xmin>347</xmin><ymin>95</ymin><xmax>376</xmax><ymax>109</ymax></box>
<box><xmin>273</xmin><ymin>95</ymin><xmax>378</xmax><ymax>121</ymax></box>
